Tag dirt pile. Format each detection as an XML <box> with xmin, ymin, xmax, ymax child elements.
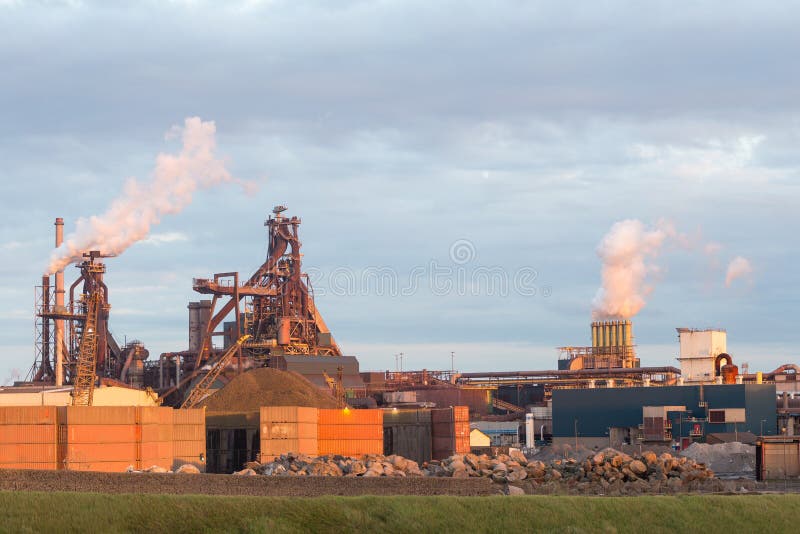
<box><xmin>200</xmin><ymin>368</ymin><xmax>339</xmax><ymax>412</ymax></box>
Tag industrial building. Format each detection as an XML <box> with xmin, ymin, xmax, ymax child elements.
<box><xmin>552</xmin><ymin>384</ymin><xmax>777</xmax><ymax>450</ymax></box>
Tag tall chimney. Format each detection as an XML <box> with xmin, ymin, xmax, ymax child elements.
<box><xmin>54</xmin><ymin>217</ymin><xmax>64</xmax><ymax>386</ymax></box>
<box><xmin>591</xmin><ymin>322</ymin><xmax>599</xmax><ymax>348</ymax></box>
<box><xmin>610</xmin><ymin>321</ymin><xmax>617</xmax><ymax>347</ymax></box>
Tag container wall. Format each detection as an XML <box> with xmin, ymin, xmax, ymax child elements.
<box><xmin>172</xmin><ymin>408</ymin><xmax>206</xmax><ymax>472</ymax></box>
<box><xmin>259</xmin><ymin>407</ymin><xmax>319</xmax><ymax>462</ymax></box>
<box><xmin>316</xmin><ymin>409</ymin><xmax>383</xmax><ymax>456</ymax></box>
<box><xmin>431</xmin><ymin>406</ymin><xmax>470</xmax><ymax>459</ymax></box>
<box><xmin>0</xmin><ymin>407</ymin><xmax>59</xmax><ymax>470</ymax></box>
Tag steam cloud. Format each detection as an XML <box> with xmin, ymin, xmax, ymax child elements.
<box><xmin>591</xmin><ymin>219</ymin><xmax>672</xmax><ymax>319</ymax></box>
<box><xmin>725</xmin><ymin>256</ymin><xmax>753</xmax><ymax>287</ymax></box>
<box><xmin>47</xmin><ymin>117</ymin><xmax>244</xmax><ymax>274</ymax></box>
<box><xmin>592</xmin><ymin>219</ymin><xmax>755</xmax><ymax>319</ymax></box>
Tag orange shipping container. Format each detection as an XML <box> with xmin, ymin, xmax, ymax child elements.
<box><xmin>65</xmin><ymin>424</ymin><xmax>139</xmax><ymax>444</ymax></box>
<box><xmin>140</xmin><ymin>424</ymin><xmax>173</xmax><ymax>443</ymax></box>
<box><xmin>317</xmin><ymin>409</ymin><xmax>383</xmax><ymax>426</ymax></box>
<box><xmin>261</xmin><ymin>406</ymin><xmax>318</xmax><ymax>424</ymax></box>
<box><xmin>140</xmin><ymin>441</ymin><xmax>172</xmax><ymax>459</ymax></box>
<box><xmin>0</xmin><ymin>424</ymin><xmax>57</xmax><ymax>444</ymax></box>
<box><xmin>65</xmin><ymin>443</ymin><xmax>138</xmax><ymax>463</ymax></box>
<box><xmin>59</xmin><ymin>406</ymin><xmax>137</xmax><ymax>426</ymax></box>
<box><xmin>173</xmin><ymin>425</ymin><xmax>205</xmax><ymax>442</ymax></box>
<box><xmin>138</xmin><ymin>407</ymin><xmax>173</xmax><ymax>425</ymax></box>
<box><xmin>67</xmin><ymin>461</ymin><xmax>136</xmax><ymax>473</ymax></box>
<box><xmin>172</xmin><ymin>409</ymin><xmax>205</xmax><ymax>426</ymax></box>
<box><xmin>317</xmin><ymin>424</ymin><xmax>383</xmax><ymax>441</ymax></box>
<box><xmin>0</xmin><ymin>406</ymin><xmax>58</xmax><ymax>425</ymax></box>
<box><xmin>316</xmin><ymin>439</ymin><xmax>382</xmax><ymax>457</ymax></box>
<box><xmin>262</xmin><ymin>422</ymin><xmax>317</xmax><ymax>440</ymax></box>
<box><xmin>173</xmin><ymin>440</ymin><xmax>204</xmax><ymax>458</ymax></box>
<box><xmin>261</xmin><ymin>438</ymin><xmax>317</xmax><ymax>457</ymax></box>
<box><xmin>0</xmin><ymin>443</ymin><xmax>58</xmax><ymax>464</ymax></box>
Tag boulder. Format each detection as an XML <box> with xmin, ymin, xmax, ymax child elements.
<box><xmin>145</xmin><ymin>465</ymin><xmax>168</xmax><ymax>473</ymax></box>
<box><xmin>175</xmin><ymin>464</ymin><xmax>201</xmax><ymax>474</ymax></box>
<box><xmin>234</xmin><ymin>468</ymin><xmax>257</xmax><ymax>476</ymax></box>
<box><xmin>629</xmin><ymin>460</ymin><xmax>648</xmax><ymax>476</ymax></box>
<box><xmin>509</xmin><ymin>450</ymin><xmax>528</xmax><ymax>465</ymax></box>
<box><xmin>641</xmin><ymin>451</ymin><xmax>658</xmax><ymax>466</ymax></box>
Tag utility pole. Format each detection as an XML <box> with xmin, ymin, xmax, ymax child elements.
<box><xmin>574</xmin><ymin>419</ymin><xmax>578</xmax><ymax>449</ymax></box>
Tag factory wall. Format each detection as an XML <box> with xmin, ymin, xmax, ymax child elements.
<box><xmin>552</xmin><ymin>384</ymin><xmax>777</xmax><ymax>443</ymax></box>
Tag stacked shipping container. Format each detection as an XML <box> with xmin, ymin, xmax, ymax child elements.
<box><xmin>172</xmin><ymin>409</ymin><xmax>206</xmax><ymax>471</ymax></box>
<box><xmin>432</xmin><ymin>406</ymin><xmax>470</xmax><ymax>459</ymax></box>
<box><xmin>0</xmin><ymin>406</ymin><xmax>204</xmax><ymax>472</ymax></box>
<box><xmin>61</xmin><ymin>406</ymin><xmax>141</xmax><ymax>472</ymax></box>
<box><xmin>0</xmin><ymin>406</ymin><xmax>58</xmax><ymax>470</ymax></box>
<box><xmin>140</xmin><ymin>407</ymin><xmax>173</xmax><ymax>470</ymax></box>
<box><xmin>259</xmin><ymin>406</ymin><xmax>318</xmax><ymax>460</ymax></box>
<box><xmin>317</xmin><ymin>409</ymin><xmax>383</xmax><ymax>456</ymax></box>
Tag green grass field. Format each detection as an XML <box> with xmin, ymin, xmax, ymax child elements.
<box><xmin>0</xmin><ymin>492</ymin><xmax>796</xmax><ymax>533</ymax></box>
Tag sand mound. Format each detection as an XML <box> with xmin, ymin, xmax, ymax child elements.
<box><xmin>200</xmin><ymin>368</ymin><xmax>339</xmax><ymax>412</ymax></box>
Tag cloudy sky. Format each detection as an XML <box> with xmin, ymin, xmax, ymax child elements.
<box><xmin>1</xmin><ymin>1</ymin><xmax>798</xmax><ymax>382</ymax></box>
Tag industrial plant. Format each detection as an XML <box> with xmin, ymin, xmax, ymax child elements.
<box><xmin>1</xmin><ymin>206</ymin><xmax>798</xmax><ymax>483</ymax></box>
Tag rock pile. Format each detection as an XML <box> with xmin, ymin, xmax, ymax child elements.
<box><xmin>240</xmin><ymin>452</ymin><xmax>425</xmax><ymax>477</ymax></box>
<box><xmin>243</xmin><ymin>448</ymin><xmax>743</xmax><ymax>494</ymax></box>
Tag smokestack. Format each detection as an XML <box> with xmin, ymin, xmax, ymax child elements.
<box><xmin>591</xmin><ymin>322</ymin><xmax>599</xmax><ymax>348</ymax></box>
<box><xmin>610</xmin><ymin>321</ymin><xmax>617</xmax><ymax>347</ymax></box>
<box><xmin>54</xmin><ymin>217</ymin><xmax>64</xmax><ymax>386</ymax></box>
<box><xmin>624</xmin><ymin>319</ymin><xmax>633</xmax><ymax>346</ymax></box>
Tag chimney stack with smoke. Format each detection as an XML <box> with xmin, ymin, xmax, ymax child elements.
<box><xmin>46</xmin><ymin>117</ymin><xmax>249</xmax><ymax>275</ymax></box>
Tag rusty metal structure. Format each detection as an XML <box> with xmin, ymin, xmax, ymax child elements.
<box><xmin>156</xmin><ymin>206</ymin><xmax>345</xmax><ymax>404</ymax></box>
<box><xmin>29</xmin><ymin>220</ymin><xmax>148</xmax><ymax>391</ymax></box>
<box><xmin>558</xmin><ymin>320</ymin><xmax>640</xmax><ymax>370</ymax></box>
<box><xmin>32</xmin><ymin>251</ymin><xmax>114</xmax><ymax>386</ymax></box>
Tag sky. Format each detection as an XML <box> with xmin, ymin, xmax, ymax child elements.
<box><xmin>1</xmin><ymin>1</ymin><xmax>798</xmax><ymax>383</ymax></box>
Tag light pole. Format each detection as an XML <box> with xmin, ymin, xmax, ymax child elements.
<box><xmin>450</xmin><ymin>351</ymin><xmax>455</xmax><ymax>373</ymax></box>
<box><xmin>400</xmin><ymin>352</ymin><xmax>404</xmax><ymax>372</ymax></box>
<box><xmin>574</xmin><ymin>419</ymin><xmax>578</xmax><ymax>449</ymax></box>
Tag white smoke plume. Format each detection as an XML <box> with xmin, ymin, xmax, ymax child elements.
<box><xmin>725</xmin><ymin>256</ymin><xmax>754</xmax><ymax>287</ymax></box>
<box><xmin>591</xmin><ymin>219</ymin><xmax>673</xmax><ymax>319</ymax></box>
<box><xmin>47</xmin><ymin>117</ymin><xmax>245</xmax><ymax>274</ymax></box>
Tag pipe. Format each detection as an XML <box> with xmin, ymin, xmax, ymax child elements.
<box><xmin>54</xmin><ymin>217</ymin><xmax>64</xmax><ymax>386</ymax></box>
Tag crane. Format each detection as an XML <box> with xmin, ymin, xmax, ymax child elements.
<box><xmin>71</xmin><ymin>290</ymin><xmax>102</xmax><ymax>406</ymax></box>
<box><xmin>180</xmin><ymin>334</ymin><xmax>251</xmax><ymax>409</ymax></box>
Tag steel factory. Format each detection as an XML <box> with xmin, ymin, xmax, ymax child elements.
<box><xmin>1</xmin><ymin>206</ymin><xmax>799</xmax><ymax>482</ymax></box>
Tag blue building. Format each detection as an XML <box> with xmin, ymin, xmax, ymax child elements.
<box><xmin>552</xmin><ymin>384</ymin><xmax>776</xmax><ymax>449</ymax></box>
